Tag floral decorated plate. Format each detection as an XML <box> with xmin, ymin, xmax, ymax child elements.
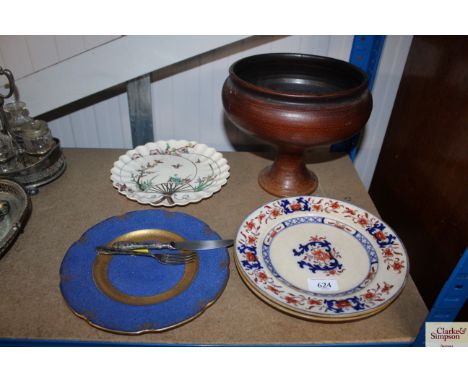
<box><xmin>235</xmin><ymin>196</ymin><xmax>409</xmax><ymax>321</ymax></box>
<box><xmin>111</xmin><ymin>140</ymin><xmax>230</xmax><ymax>207</ymax></box>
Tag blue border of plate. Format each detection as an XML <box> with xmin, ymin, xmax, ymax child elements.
<box><xmin>60</xmin><ymin>210</ymin><xmax>229</xmax><ymax>334</ymax></box>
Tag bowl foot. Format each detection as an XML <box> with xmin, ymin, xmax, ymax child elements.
<box><xmin>258</xmin><ymin>159</ymin><xmax>318</xmax><ymax>197</ymax></box>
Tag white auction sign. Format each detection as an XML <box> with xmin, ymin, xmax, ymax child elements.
<box><xmin>425</xmin><ymin>322</ymin><xmax>468</xmax><ymax>347</ymax></box>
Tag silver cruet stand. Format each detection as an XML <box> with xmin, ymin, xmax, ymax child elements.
<box><xmin>0</xmin><ymin>66</ymin><xmax>66</xmax><ymax>194</ymax></box>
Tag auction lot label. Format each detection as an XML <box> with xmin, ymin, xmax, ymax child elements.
<box><xmin>426</xmin><ymin>322</ymin><xmax>468</xmax><ymax>347</ymax></box>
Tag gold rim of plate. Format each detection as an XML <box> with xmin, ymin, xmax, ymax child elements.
<box><xmin>61</xmin><ymin>280</ymin><xmax>230</xmax><ymax>335</ymax></box>
<box><xmin>93</xmin><ymin>229</ymin><xmax>199</xmax><ymax>306</ymax></box>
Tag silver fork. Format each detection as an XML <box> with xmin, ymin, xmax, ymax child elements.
<box><xmin>96</xmin><ymin>249</ymin><xmax>197</xmax><ymax>265</ymax></box>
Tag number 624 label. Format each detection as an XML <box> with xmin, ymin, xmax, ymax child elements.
<box><xmin>307</xmin><ymin>279</ymin><xmax>339</xmax><ymax>292</ymax></box>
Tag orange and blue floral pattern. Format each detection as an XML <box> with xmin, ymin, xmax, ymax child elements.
<box><xmin>236</xmin><ymin>196</ymin><xmax>408</xmax><ymax>318</ymax></box>
<box><xmin>261</xmin><ymin>215</ymin><xmax>381</xmax><ymax>297</ymax></box>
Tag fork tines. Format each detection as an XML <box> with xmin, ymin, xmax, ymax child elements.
<box><xmin>156</xmin><ymin>252</ymin><xmax>197</xmax><ymax>264</ymax></box>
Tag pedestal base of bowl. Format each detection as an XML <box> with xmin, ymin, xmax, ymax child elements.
<box><xmin>258</xmin><ymin>156</ymin><xmax>318</xmax><ymax>196</ymax></box>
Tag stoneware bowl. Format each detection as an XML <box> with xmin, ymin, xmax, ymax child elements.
<box><xmin>222</xmin><ymin>53</ymin><xmax>372</xmax><ymax>196</ymax></box>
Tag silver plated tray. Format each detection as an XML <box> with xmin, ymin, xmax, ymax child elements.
<box><xmin>0</xmin><ymin>138</ymin><xmax>66</xmax><ymax>189</ymax></box>
<box><xmin>0</xmin><ymin>179</ymin><xmax>31</xmax><ymax>259</ymax></box>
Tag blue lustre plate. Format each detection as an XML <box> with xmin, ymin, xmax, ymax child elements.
<box><xmin>235</xmin><ymin>196</ymin><xmax>409</xmax><ymax>321</ymax></box>
<box><xmin>60</xmin><ymin>210</ymin><xmax>229</xmax><ymax>334</ymax></box>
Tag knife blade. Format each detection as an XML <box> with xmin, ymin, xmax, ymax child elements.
<box><xmin>98</xmin><ymin>239</ymin><xmax>234</xmax><ymax>252</ymax></box>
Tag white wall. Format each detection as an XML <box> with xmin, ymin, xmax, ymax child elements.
<box><xmin>0</xmin><ymin>35</ymin><xmax>120</xmax><ymax>78</ymax></box>
<box><xmin>6</xmin><ymin>36</ymin><xmax>248</xmax><ymax>116</ymax></box>
<box><xmin>44</xmin><ymin>36</ymin><xmax>355</xmax><ymax>151</ymax></box>
<box><xmin>0</xmin><ymin>35</ymin><xmax>412</xmax><ymax>189</ymax></box>
<box><xmin>151</xmin><ymin>35</ymin><xmax>354</xmax><ymax>151</ymax></box>
<box><xmin>48</xmin><ymin>93</ymin><xmax>133</xmax><ymax>149</ymax></box>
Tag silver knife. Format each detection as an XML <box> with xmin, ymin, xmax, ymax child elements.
<box><xmin>98</xmin><ymin>239</ymin><xmax>234</xmax><ymax>252</ymax></box>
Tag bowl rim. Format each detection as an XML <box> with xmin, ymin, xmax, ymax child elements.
<box><xmin>228</xmin><ymin>53</ymin><xmax>369</xmax><ymax>100</ymax></box>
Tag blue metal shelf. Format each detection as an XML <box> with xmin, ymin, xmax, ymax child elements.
<box><xmin>413</xmin><ymin>248</ymin><xmax>468</xmax><ymax>346</ymax></box>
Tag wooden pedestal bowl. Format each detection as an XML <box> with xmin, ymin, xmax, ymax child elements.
<box><xmin>222</xmin><ymin>53</ymin><xmax>372</xmax><ymax>196</ymax></box>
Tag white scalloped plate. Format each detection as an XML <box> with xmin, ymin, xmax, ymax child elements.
<box><xmin>235</xmin><ymin>196</ymin><xmax>409</xmax><ymax>321</ymax></box>
<box><xmin>111</xmin><ymin>141</ymin><xmax>230</xmax><ymax>207</ymax></box>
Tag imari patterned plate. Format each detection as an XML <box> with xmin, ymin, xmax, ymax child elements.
<box><xmin>60</xmin><ymin>210</ymin><xmax>230</xmax><ymax>334</ymax></box>
<box><xmin>111</xmin><ymin>140</ymin><xmax>230</xmax><ymax>207</ymax></box>
<box><xmin>235</xmin><ymin>196</ymin><xmax>409</xmax><ymax>321</ymax></box>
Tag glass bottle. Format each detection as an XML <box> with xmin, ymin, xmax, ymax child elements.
<box><xmin>0</xmin><ymin>133</ymin><xmax>18</xmax><ymax>172</ymax></box>
<box><xmin>3</xmin><ymin>101</ymin><xmax>33</xmax><ymax>146</ymax></box>
<box><xmin>19</xmin><ymin>119</ymin><xmax>54</xmax><ymax>156</ymax></box>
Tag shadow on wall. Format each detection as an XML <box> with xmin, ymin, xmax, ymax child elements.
<box><xmin>222</xmin><ymin>113</ymin><xmax>268</xmax><ymax>152</ymax></box>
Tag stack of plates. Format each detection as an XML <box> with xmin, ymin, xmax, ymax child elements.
<box><xmin>235</xmin><ymin>196</ymin><xmax>409</xmax><ymax>321</ymax></box>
